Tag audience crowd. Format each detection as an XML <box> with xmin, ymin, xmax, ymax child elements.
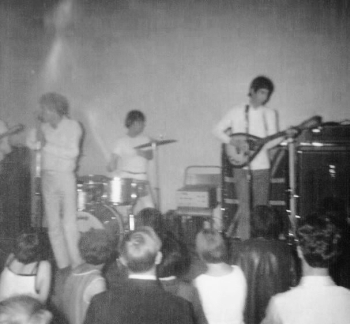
<box><xmin>0</xmin><ymin>202</ymin><xmax>349</xmax><ymax>324</ymax></box>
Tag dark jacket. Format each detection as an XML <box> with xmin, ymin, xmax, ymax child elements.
<box><xmin>230</xmin><ymin>238</ymin><xmax>298</xmax><ymax>324</ymax></box>
<box><xmin>160</xmin><ymin>277</ymin><xmax>208</xmax><ymax>324</ymax></box>
<box><xmin>84</xmin><ymin>278</ymin><xmax>195</xmax><ymax>324</ymax></box>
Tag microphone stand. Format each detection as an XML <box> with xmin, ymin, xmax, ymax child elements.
<box><xmin>151</xmin><ymin>141</ymin><xmax>161</xmax><ymax>210</ymax></box>
<box><xmin>33</xmin><ymin>116</ymin><xmax>44</xmax><ymax>230</ymax></box>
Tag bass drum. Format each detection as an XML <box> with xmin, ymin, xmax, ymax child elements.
<box><xmin>77</xmin><ymin>204</ymin><xmax>124</xmax><ymax>245</ymax></box>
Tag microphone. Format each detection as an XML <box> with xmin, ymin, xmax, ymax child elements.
<box><xmin>34</xmin><ymin>111</ymin><xmax>45</xmax><ymax>147</ymax></box>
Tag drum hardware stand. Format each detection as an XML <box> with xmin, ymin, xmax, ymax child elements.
<box><xmin>134</xmin><ymin>139</ymin><xmax>177</xmax><ymax>211</ymax></box>
<box><xmin>127</xmin><ymin>206</ymin><xmax>136</xmax><ymax>231</ymax></box>
<box><xmin>152</xmin><ymin>141</ymin><xmax>161</xmax><ymax>210</ymax></box>
<box><xmin>127</xmin><ymin>185</ymin><xmax>139</xmax><ymax>231</ymax></box>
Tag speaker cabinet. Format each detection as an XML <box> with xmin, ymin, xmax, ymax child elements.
<box><xmin>297</xmin><ymin>147</ymin><xmax>350</xmax><ymax>218</ymax></box>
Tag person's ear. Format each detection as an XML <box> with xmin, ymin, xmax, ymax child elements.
<box><xmin>155</xmin><ymin>251</ymin><xmax>162</xmax><ymax>265</ymax></box>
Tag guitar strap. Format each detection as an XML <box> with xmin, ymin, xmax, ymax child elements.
<box><xmin>245</xmin><ymin>105</ymin><xmax>249</xmax><ymax>133</ymax></box>
<box><xmin>262</xmin><ymin>109</ymin><xmax>268</xmax><ymax>135</ymax></box>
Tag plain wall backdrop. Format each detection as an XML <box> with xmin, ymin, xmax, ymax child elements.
<box><xmin>0</xmin><ymin>0</ymin><xmax>349</xmax><ymax>211</ymax></box>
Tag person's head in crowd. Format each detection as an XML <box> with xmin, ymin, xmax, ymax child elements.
<box><xmin>135</xmin><ymin>208</ymin><xmax>164</xmax><ymax>238</ymax></box>
<box><xmin>0</xmin><ymin>295</ymin><xmax>52</xmax><ymax>324</ymax></box>
<box><xmin>297</xmin><ymin>213</ymin><xmax>342</xmax><ymax>269</ymax></box>
<box><xmin>15</xmin><ymin>233</ymin><xmax>41</xmax><ymax>264</ymax></box>
<box><xmin>196</xmin><ymin>229</ymin><xmax>228</xmax><ymax>264</ymax></box>
<box><xmin>163</xmin><ymin>210</ymin><xmax>183</xmax><ymax>239</ymax></box>
<box><xmin>79</xmin><ymin>229</ymin><xmax>114</xmax><ymax>266</ymax></box>
<box><xmin>120</xmin><ymin>226</ymin><xmax>162</xmax><ymax>274</ymax></box>
<box><xmin>250</xmin><ymin>205</ymin><xmax>282</xmax><ymax>240</ymax></box>
<box><xmin>318</xmin><ymin>197</ymin><xmax>349</xmax><ymax>229</ymax></box>
<box><xmin>157</xmin><ymin>235</ymin><xmax>190</xmax><ymax>279</ymax></box>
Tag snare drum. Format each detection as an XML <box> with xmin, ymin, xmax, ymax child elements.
<box><xmin>77</xmin><ymin>203</ymin><xmax>124</xmax><ymax>244</ymax></box>
<box><xmin>107</xmin><ymin>177</ymin><xmax>138</xmax><ymax>205</ymax></box>
<box><xmin>78</xmin><ymin>175</ymin><xmax>109</xmax><ymax>206</ymax></box>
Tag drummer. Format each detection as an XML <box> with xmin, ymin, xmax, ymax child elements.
<box><xmin>107</xmin><ymin>110</ymin><xmax>155</xmax><ymax>213</ymax></box>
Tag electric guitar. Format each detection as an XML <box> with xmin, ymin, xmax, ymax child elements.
<box><xmin>225</xmin><ymin>116</ymin><xmax>322</xmax><ymax>168</ymax></box>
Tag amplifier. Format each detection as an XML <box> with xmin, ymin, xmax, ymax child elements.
<box><xmin>299</xmin><ymin>124</ymin><xmax>350</xmax><ymax>145</ymax></box>
<box><xmin>176</xmin><ymin>185</ymin><xmax>218</xmax><ymax>209</ymax></box>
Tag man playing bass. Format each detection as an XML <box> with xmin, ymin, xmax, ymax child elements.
<box><xmin>213</xmin><ymin>76</ymin><xmax>285</xmax><ymax>240</ymax></box>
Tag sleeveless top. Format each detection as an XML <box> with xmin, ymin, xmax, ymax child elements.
<box><xmin>0</xmin><ymin>258</ymin><xmax>40</xmax><ymax>301</ymax></box>
<box><xmin>62</xmin><ymin>264</ymin><xmax>105</xmax><ymax>324</ymax></box>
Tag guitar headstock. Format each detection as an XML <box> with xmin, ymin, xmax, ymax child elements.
<box><xmin>298</xmin><ymin>116</ymin><xmax>322</xmax><ymax>130</ymax></box>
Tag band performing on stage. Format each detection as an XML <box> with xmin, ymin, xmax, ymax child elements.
<box><xmin>0</xmin><ymin>74</ymin><xmax>348</xmax><ymax>269</ymax></box>
<box><xmin>1</xmin><ymin>0</ymin><xmax>350</xmax><ymax>322</ymax></box>
<box><xmin>0</xmin><ymin>73</ymin><xmax>349</xmax><ymax>324</ymax></box>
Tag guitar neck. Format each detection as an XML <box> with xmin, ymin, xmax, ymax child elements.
<box><xmin>262</xmin><ymin>130</ymin><xmax>287</xmax><ymax>144</ymax></box>
<box><xmin>262</xmin><ymin>116</ymin><xmax>322</xmax><ymax>145</ymax></box>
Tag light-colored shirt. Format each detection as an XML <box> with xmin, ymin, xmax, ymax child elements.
<box><xmin>261</xmin><ymin>275</ymin><xmax>350</xmax><ymax>324</ymax></box>
<box><xmin>194</xmin><ymin>265</ymin><xmax>247</xmax><ymax>324</ymax></box>
<box><xmin>112</xmin><ymin>134</ymin><xmax>151</xmax><ymax>181</ymax></box>
<box><xmin>212</xmin><ymin>103</ymin><xmax>278</xmax><ymax>170</ymax></box>
<box><xmin>27</xmin><ymin>117</ymin><xmax>82</xmax><ymax>172</ymax></box>
<box><xmin>0</xmin><ymin>120</ymin><xmax>11</xmax><ymax>162</ymax></box>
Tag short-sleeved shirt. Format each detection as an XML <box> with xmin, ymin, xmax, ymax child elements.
<box><xmin>112</xmin><ymin>135</ymin><xmax>151</xmax><ymax>181</ymax></box>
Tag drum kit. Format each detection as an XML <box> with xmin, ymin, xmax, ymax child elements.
<box><xmin>76</xmin><ymin>138</ymin><xmax>177</xmax><ymax>244</ymax></box>
<box><xmin>76</xmin><ymin>174</ymin><xmax>146</xmax><ymax>244</ymax></box>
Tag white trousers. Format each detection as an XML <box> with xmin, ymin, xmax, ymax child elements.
<box><xmin>42</xmin><ymin>171</ymin><xmax>82</xmax><ymax>269</ymax></box>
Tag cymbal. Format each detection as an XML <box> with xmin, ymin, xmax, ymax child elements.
<box><xmin>134</xmin><ymin>139</ymin><xmax>177</xmax><ymax>149</ymax></box>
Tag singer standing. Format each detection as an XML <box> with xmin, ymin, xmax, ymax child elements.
<box><xmin>212</xmin><ymin>76</ymin><xmax>281</xmax><ymax>240</ymax></box>
<box><xmin>27</xmin><ymin>92</ymin><xmax>83</xmax><ymax>269</ymax></box>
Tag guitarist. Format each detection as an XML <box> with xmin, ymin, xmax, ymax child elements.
<box><xmin>213</xmin><ymin>76</ymin><xmax>286</xmax><ymax>240</ymax></box>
